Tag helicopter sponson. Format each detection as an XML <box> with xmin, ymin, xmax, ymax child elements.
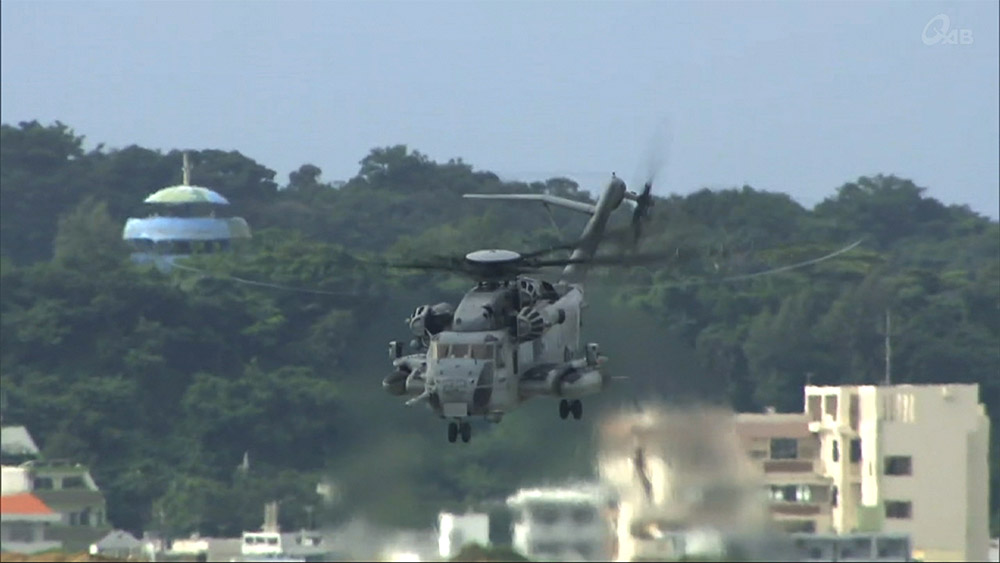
<box><xmin>519</xmin><ymin>355</ymin><xmax>609</xmax><ymax>400</ymax></box>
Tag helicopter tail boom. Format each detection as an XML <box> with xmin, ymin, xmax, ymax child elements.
<box><xmin>462</xmin><ymin>175</ymin><xmax>629</xmax><ymax>283</ymax></box>
<box><xmin>560</xmin><ymin>175</ymin><xmax>628</xmax><ymax>283</ymax></box>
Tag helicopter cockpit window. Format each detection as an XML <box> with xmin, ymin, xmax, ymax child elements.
<box><xmin>471</xmin><ymin>344</ymin><xmax>493</xmax><ymax>360</ymax></box>
<box><xmin>431</xmin><ymin>342</ymin><xmax>449</xmax><ymax>359</ymax></box>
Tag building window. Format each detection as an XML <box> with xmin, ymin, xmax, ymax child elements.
<box><xmin>831</xmin><ymin>486</ymin><xmax>839</xmax><ymax>508</ymax></box>
<box><xmin>770</xmin><ymin>485</ymin><xmax>799</xmax><ymax>502</ymax></box>
<box><xmin>63</xmin><ymin>476</ymin><xmax>86</xmax><ymax>489</ymax></box>
<box><xmin>7</xmin><ymin>522</ymin><xmax>35</xmax><ymax>542</ymax></box>
<box><xmin>770</xmin><ymin>438</ymin><xmax>798</xmax><ymax>460</ymax></box>
<box><xmin>885</xmin><ymin>501</ymin><xmax>912</xmax><ymax>519</ymax></box>
<box><xmin>824</xmin><ymin>395</ymin><xmax>838</xmax><ymax>420</ymax></box>
<box><xmin>840</xmin><ymin>536</ymin><xmax>873</xmax><ymax>559</ymax></box>
<box><xmin>885</xmin><ymin>456</ymin><xmax>912</xmax><ymax>476</ymax></box>
<box><xmin>832</xmin><ymin>439</ymin><xmax>840</xmax><ymax>462</ymax></box>
<box><xmin>808</xmin><ymin>395</ymin><xmax>822</xmax><ymax>422</ymax></box>
<box><xmin>876</xmin><ymin>537</ymin><xmax>909</xmax><ymax>558</ymax></box>
<box><xmin>571</xmin><ymin>507</ymin><xmax>595</xmax><ymax>524</ymax></box>
<box><xmin>850</xmin><ymin>439</ymin><xmax>862</xmax><ymax>463</ymax></box>
<box><xmin>797</xmin><ymin>485</ymin><xmax>813</xmax><ymax>503</ymax></box>
<box><xmin>532</xmin><ymin>506</ymin><xmax>559</xmax><ymax>525</ymax></box>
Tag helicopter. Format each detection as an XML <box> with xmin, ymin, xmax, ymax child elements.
<box><xmin>380</xmin><ymin>173</ymin><xmax>662</xmax><ymax>443</ymax></box>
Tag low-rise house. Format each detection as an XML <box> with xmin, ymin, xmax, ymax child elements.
<box><xmin>506</xmin><ymin>486</ymin><xmax>614</xmax><ymax>561</ymax></box>
<box><xmin>790</xmin><ymin>532</ymin><xmax>912</xmax><ymax>562</ymax></box>
<box><xmin>0</xmin><ymin>492</ymin><xmax>62</xmax><ymax>554</ymax></box>
<box><xmin>89</xmin><ymin>529</ymin><xmax>144</xmax><ymax>560</ymax></box>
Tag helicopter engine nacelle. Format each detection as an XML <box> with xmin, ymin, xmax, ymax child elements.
<box><xmin>384</xmin><ymin>356</ymin><xmax>426</xmax><ymax>396</ymax></box>
<box><xmin>408</xmin><ymin>303</ymin><xmax>454</xmax><ymax>338</ymax></box>
<box><xmin>514</xmin><ymin>305</ymin><xmax>567</xmax><ymax>342</ymax></box>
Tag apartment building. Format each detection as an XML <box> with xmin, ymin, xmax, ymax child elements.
<box><xmin>734</xmin><ymin>411</ymin><xmax>835</xmax><ymax>534</ymax></box>
<box><xmin>804</xmin><ymin>384</ymin><xmax>990</xmax><ymax>562</ymax></box>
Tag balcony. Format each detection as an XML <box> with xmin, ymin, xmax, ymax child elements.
<box><xmin>770</xmin><ymin>503</ymin><xmax>822</xmax><ymax>517</ymax></box>
<box><xmin>764</xmin><ymin>460</ymin><xmax>814</xmax><ymax>473</ymax></box>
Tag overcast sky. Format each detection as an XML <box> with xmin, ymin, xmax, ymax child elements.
<box><xmin>2</xmin><ymin>1</ymin><xmax>997</xmax><ymax>217</ymax></box>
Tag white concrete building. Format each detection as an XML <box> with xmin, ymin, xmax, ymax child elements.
<box><xmin>805</xmin><ymin>383</ymin><xmax>990</xmax><ymax>562</ymax></box>
<box><xmin>506</xmin><ymin>486</ymin><xmax>614</xmax><ymax>562</ymax></box>
<box><xmin>437</xmin><ymin>511</ymin><xmax>489</xmax><ymax>559</ymax></box>
<box><xmin>1</xmin><ymin>466</ymin><xmax>31</xmax><ymax>495</ymax></box>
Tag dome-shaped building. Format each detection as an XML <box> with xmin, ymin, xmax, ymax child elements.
<box><xmin>123</xmin><ymin>153</ymin><xmax>251</xmax><ymax>270</ymax></box>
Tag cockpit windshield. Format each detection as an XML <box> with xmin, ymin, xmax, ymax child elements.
<box><xmin>432</xmin><ymin>342</ymin><xmax>495</xmax><ymax>361</ymax></box>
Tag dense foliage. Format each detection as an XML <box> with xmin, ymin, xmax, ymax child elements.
<box><xmin>1</xmin><ymin>121</ymin><xmax>997</xmax><ymax>537</ymax></box>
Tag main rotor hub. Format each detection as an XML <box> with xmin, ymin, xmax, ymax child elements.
<box><xmin>464</xmin><ymin>249</ymin><xmax>522</xmax><ymax>265</ymax></box>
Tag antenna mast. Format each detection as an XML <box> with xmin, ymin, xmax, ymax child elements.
<box><xmin>182</xmin><ymin>152</ymin><xmax>191</xmax><ymax>186</ymax></box>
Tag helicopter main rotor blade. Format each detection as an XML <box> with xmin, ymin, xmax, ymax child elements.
<box><xmin>696</xmin><ymin>238</ymin><xmax>865</xmax><ymax>285</ymax></box>
<box><xmin>526</xmin><ymin>247</ymin><xmax>696</xmax><ymax>269</ymax></box>
<box><xmin>623</xmin><ymin>238</ymin><xmax>867</xmax><ymax>288</ymax></box>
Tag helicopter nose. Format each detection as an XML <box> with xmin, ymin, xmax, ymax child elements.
<box><xmin>434</xmin><ymin>361</ymin><xmax>479</xmax><ymax>403</ymax></box>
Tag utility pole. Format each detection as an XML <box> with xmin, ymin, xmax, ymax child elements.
<box><xmin>884</xmin><ymin>309</ymin><xmax>892</xmax><ymax>386</ymax></box>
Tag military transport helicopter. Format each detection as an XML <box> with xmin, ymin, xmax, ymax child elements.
<box><xmin>379</xmin><ymin>170</ymin><xmax>864</xmax><ymax>444</ymax></box>
<box><xmin>380</xmin><ymin>174</ymin><xmax>667</xmax><ymax>443</ymax></box>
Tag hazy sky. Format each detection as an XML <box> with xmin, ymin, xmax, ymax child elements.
<box><xmin>2</xmin><ymin>1</ymin><xmax>997</xmax><ymax>217</ymax></box>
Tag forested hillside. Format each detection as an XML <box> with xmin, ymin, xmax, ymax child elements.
<box><xmin>1</xmin><ymin>121</ymin><xmax>997</xmax><ymax>537</ymax></box>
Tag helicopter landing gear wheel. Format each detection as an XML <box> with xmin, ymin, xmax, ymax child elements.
<box><xmin>447</xmin><ymin>422</ymin><xmax>458</xmax><ymax>443</ymax></box>
<box><xmin>460</xmin><ymin>422</ymin><xmax>471</xmax><ymax>443</ymax></box>
<box><xmin>570</xmin><ymin>400</ymin><xmax>583</xmax><ymax>420</ymax></box>
<box><xmin>559</xmin><ymin>399</ymin><xmax>570</xmax><ymax>420</ymax></box>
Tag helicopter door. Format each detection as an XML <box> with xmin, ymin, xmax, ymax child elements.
<box><xmin>471</xmin><ymin>344</ymin><xmax>494</xmax><ymax>410</ymax></box>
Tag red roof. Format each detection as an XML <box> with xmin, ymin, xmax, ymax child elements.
<box><xmin>0</xmin><ymin>493</ymin><xmax>54</xmax><ymax>515</ymax></box>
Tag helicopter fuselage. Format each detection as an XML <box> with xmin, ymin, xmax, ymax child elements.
<box><xmin>386</xmin><ymin>280</ymin><xmax>605</xmax><ymax>422</ymax></box>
